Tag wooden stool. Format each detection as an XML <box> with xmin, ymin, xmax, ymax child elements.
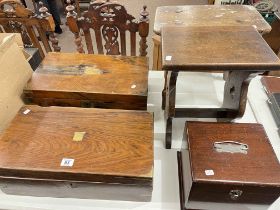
<box><xmin>23</xmin><ymin>52</ymin><xmax>149</xmax><ymax>110</ymax></box>
<box><xmin>153</xmin><ymin>5</ymin><xmax>271</xmax><ymax>70</ymax></box>
<box><xmin>161</xmin><ymin>26</ymin><xmax>280</xmax><ymax>149</ymax></box>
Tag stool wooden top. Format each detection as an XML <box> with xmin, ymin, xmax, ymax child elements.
<box><xmin>154</xmin><ymin>5</ymin><xmax>271</xmax><ymax>35</ymax></box>
<box><xmin>161</xmin><ymin>26</ymin><xmax>280</xmax><ymax>71</ymax></box>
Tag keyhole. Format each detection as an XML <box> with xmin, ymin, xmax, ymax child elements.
<box><xmin>229</xmin><ymin>189</ymin><xmax>242</xmax><ymax>200</ymax></box>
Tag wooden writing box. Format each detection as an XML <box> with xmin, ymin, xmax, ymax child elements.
<box><xmin>0</xmin><ymin>105</ymin><xmax>153</xmax><ymax>201</ymax></box>
<box><xmin>261</xmin><ymin>76</ymin><xmax>280</xmax><ymax>95</ymax></box>
<box><xmin>178</xmin><ymin>122</ymin><xmax>280</xmax><ymax>208</ymax></box>
<box><xmin>23</xmin><ymin>52</ymin><xmax>148</xmax><ymax>110</ymax></box>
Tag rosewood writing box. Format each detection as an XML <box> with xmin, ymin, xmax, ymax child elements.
<box><xmin>0</xmin><ymin>105</ymin><xmax>153</xmax><ymax>201</ymax></box>
<box><xmin>23</xmin><ymin>52</ymin><xmax>148</xmax><ymax>110</ymax></box>
<box><xmin>261</xmin><ymin>76</ymin><xmax>280</xmax><ymax>96</ymax></box>
<box><xmin>178</xmin><ymin>122</ymin><xmax>280</xmax><ymax>209</ymax></box>
<box><xmin>261</xmin><ymin>76</ymin><xmax>280</xmax><ymax>132</ymax></box>
<box><xmin>268</xmin><ymin>93</ymin><xmax>280</xmax><ymax>129</ymax></box>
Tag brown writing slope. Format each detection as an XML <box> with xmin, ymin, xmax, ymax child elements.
<box><xmin>261</xmin><ymin>76</ymin><xmax>280</xmax><ymax>95</ymax></box>
<box><xmin>178</xmin><ymin>122</ymin><xmax>280</xmax><ymax>209</ymax></box>
<box><xmin>23</xmin><ymin>52</ymin><xmax>148</xmax><ymax>110</ymax></box>
<box><xmin>0</xmin><ymin>105</ymin><xmax>153</xmax><ymax>201</ymax></box>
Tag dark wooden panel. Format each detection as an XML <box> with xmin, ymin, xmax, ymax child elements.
<box><xmin>154</xmin><ymin>5</ymin><xmax>271</xmax><ymax>35</ymax></box>
<box><xmin>178</xmin><ymin>151</ymin><xmax>204</xmax><ymax>210</ymax></box>
<box><xmin>175</xmin><ymin>108</ymin><xmax>237</xmax><ymax>118</ymax></box>
<box><xmin>24</xmin><ymin>52</ymin><xmax>148</xmax><ymax>110</ymax></box>
<box><xmin>189</xmin><ymin>182</ymin><xmax>280</xmax><ymax>204</ymax></box>
<box><xmin>0</xmin><ymin>105</ymin><xmax>153</xmax><ymax>185</ymax></box>
<box><xmin>263</xmin><ymin>18</ymin><xmax>280</xmax><ymax>54</ymax></box>
<box><xmin>187</xmin><ymin>122</ymin><xmax>280</xmax><ymax>184</ymax></box>
<box><xmin>261</xmin><ymin>76</ymin><xmax>280</xmax><ymax>95</ymax></box>
<box><xmin>24</xmin><ymin>94</ymin><xmax>147</xmax><ymax>110</ymax></box>
<box><xmin>161</xmin><ymin>26</ymin><xmax>280</xmax><ymax>71</ymax></box>
<box><xmin>180</xmin><ymin>122</ymin><xmax>280</xmax><ymax>204</ymax></box>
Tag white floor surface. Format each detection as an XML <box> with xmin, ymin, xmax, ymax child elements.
<box><xmin>0</xmin><ymin>71</ymin><xmax>279</xmax><ymax>210</ymax></box>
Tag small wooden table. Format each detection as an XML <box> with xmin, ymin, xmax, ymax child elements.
<box><xmin>153</xmin><ymin>5</ymin><xmax>271</xmax><ymax>70</ymax></box>
<box><xmin>162</xmin><ymin>26</ymin><xmax>280</xmax><ymax>149</ymax></box>
<box><xmin>24</xmin><ymin>52</ymin><xmax>148</xmax><ymax>110</ymax></box>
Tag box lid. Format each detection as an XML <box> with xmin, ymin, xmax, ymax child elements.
<box><xmin>0</xmin><ymin>105</ymin><xmax>153</xmax><ymax>185</ymax></box>
<box><xmin>24</xmin><ymin>52</ymin><xmax>148</xmax><ymax>97</ymax></box>
<box><xmin>261</xmin><ymin>76</ymin><xmax>280</xmax><ymax>95</ymax></box>
<box><xmin>186</xmin><ymin>122</ymin><xmax>280</xmax><ymax>186</ymax></box>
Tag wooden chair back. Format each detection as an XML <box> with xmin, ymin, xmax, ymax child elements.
<box><xmin>66</xmin><ymin>0</ymin><xmax>149</xmax><ymax>56</ymax></box>
<box><xmin>0</xmin><ymin>0</ymin><xmax>60</xmax><ymax>58</ymax></box>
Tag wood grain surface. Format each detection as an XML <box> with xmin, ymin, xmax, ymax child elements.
<box><xmin>261</xmin><ymin>76</ymin><xmax>280</xmax><ymax>95</ymax></box>
<box><xmin>263</xmin><ymin>18</ymin><xmax>280</xmax><ymax>54</ymax></box>
<box><xmin>154</xmin><ymin>5</ymin><xmax>271</xmax><ymax>35</ymax></box>
<box><xmin>182</xmin><ymin>121</ymin><xmax>280</xmax><ymax>204</ymax></box>
<box><xmin>161</xmin><ymin>26</ymin><xmax>280</xmax><ymax>71</ymax></box>
<box><xmin>0</xmin><ymin>105</ymin><xmax>153</xmax><ymax>185</ymax></box>
<box><xmin>24</xmin><ymin>52</ymin><xmax>148</xmax><ymax>110</ymax></box>
<box><xmin>186</xmin><ymin>122</ymin><xmax>280</xmax><ymax>184</ymax></box>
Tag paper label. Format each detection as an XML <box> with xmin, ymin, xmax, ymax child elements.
<box><xmin>205</xmin><ymin>169</ymin><xmax>214</xmax><ymax>176</ymax></box>
<box><xmin>165</xmin><ymin>55</ymin><xmax>172</xmax><ymax>61</ymax></box>
<box><xmin>23</xmin><ymin>109</ymin><xmax>31</xmax><ymax>115</ymax></box>
<box><xmin>60</xmin><ymin>158</ymin><xmax>74</xmax><ymax>167</ymax></box>
<box><xmin>73</xmin><ymin>132</ymin><xmax>86</xmax><ymax>142</ymax></box>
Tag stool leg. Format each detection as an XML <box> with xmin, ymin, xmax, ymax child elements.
<box><xmin>162</xmin><ymin>71</ymin><xmax>168</xmax><ymax>110</ymax></box>
<box><xmin>165</xmin><ymin>117</ymin><xmax>173</xmax><ymax>149</ymax></box>
<box><xmin>222</xmin><ymin>71</ymin><xmax>255</xmax><ymax>118</ymax></box>
<box><xmin>165</xmin><ymin>71</ymin><xmax>178</xmax><ymax>149</ymax></box>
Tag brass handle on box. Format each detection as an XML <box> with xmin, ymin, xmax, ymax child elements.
<box><xmin>213</xmin><ymin>141</ymin><xmax>248</xmax><ymax>154</ymax></box>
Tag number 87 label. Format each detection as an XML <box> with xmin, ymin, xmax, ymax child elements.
<box><xmin>60</xmin><ymin>158</ymin><xmax>75</xmax><ymax>167</ymax></box>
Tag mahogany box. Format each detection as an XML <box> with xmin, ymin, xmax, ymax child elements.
<box><xmin>0</xmin><ymin>105</ymin><xmax>154</xmax><ymax>201</ymax></box>
<box><xmin>261</xmin><ymin>76</ymin><xmax>280</xmax><ymax>96</ymax></box>
<box><xmin>23</xmin><ymin>52</ymin><xmax>149</xmax><ymax>110</ymax></box>
<box><xmin>178</xmin><ymin>122</ymin><xmax>280</xmax><ymax>209</ymax></box>
<box><xmin>261</xmin><ymin>76</ymin><xmax>280</xmax><ymax>132</ymax></box>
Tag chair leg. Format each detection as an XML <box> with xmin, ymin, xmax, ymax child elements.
<box><xmin>152</xmin><ymin>35</ymin><xmax>160</xmax><ymax>70</ymax></box>
<box><xmin>75</xmin><ymin>0</ymin><xmax>81</xmax><ymax>17</ymax></box>
<box><xmin>20</xmin><ymin>0</ymin><xmax>27</xmax><ymax>7</ymax></box>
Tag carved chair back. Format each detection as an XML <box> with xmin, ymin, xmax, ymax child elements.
<box><xmin>0</xmin><ymin>0</ymin><xmax>60</xmax><ymax>58</ymax></box>
<box><xmin>66</xmin><ymin>0</ymin><xmax>149</xmax><ymax>56</ymax></box>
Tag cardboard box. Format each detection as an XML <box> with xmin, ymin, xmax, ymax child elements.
<box><xmin>0</xmin><ymin>33</ymin><xmax>33</xmax><ymax>132</ymax></box>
